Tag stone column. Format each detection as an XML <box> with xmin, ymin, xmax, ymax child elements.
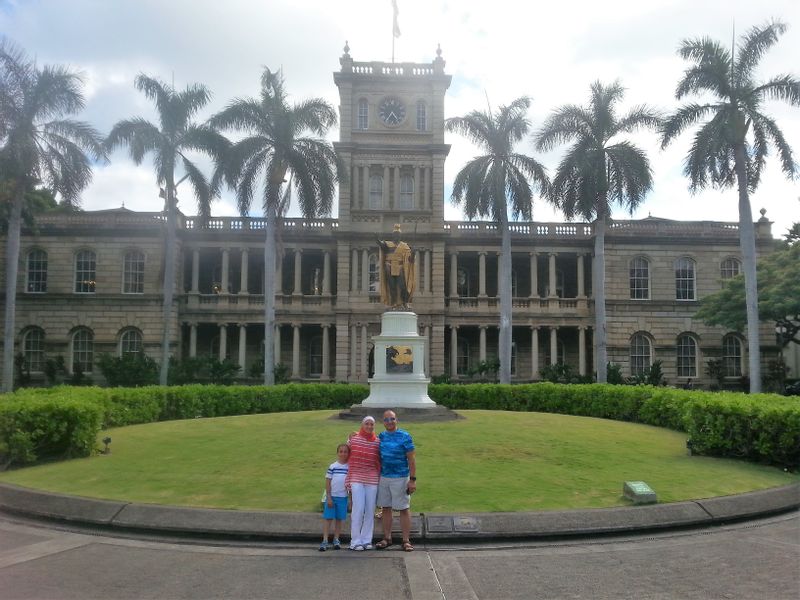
<box><xmin>360</xmin><ymin>324</ymin><xmax>368</xmax><ymax>380</ymax></box>
<box><xmin>414</xmin><ymin>166</ymin><xmax>421</xmax><ymax>208</ymax></box>
<box><xmin>189</xmin><ymin>322</ymin><xmax>198</xmax><ymax>358</ymax></box>
<box><xmin>238</xmin><ymin>323</ymin><xmax>247</xmax><ymax>369</ymax></box>
<box><xmin>394</xmin><ymin>165</ymin><xmax>401</xmax><ymax>208</ymax></box>
<box><xmin>361</xmin><ymin>248</ymin><xmax>369</xmax><ymax>293</ymax></box>
<box><xmin>478</xmin><ymin>252</ymin><xmax>487</xmax><ymax>297</ymax></box>
<box><xmin>550</xmin><ymin>326</ymin><xmax>558</xmax><ymax>365</ymax></box>
<box><xmin>351</xmin><ymin>249</ymin><xmax>359</xmax><ymax>292</ymax></box>
<box><xmin>219</xmin><ymin>324</ymin><xmax>227</xmax><ymax>361</ymax></box>
<box><xmin>239</xmin><ymin>248</ymin><xmax>249</xmax><ymax>294</ymax></box>
<box><xmin>497</xmin><ymin>252</ymin><xmax>502</xmax><ymax>297</ymax></box>
<box><xmin>424</xmin><ymin>250</ymin><xmax>432</xmax><ymax>293</ymax></box>
<box><xmin>321</xmin><ymin>324</ymin><xmax>331</xmax><ymax>381</ymax></box>
<box><xmin>414</xmin><ymin>250</ymin><xmax>421</xmax><ymax>294</ymax></box>
<box><xmin>275</xmin><ymin>250</ymin><xmax>283</xmax><ymax>295</ymax></box>
<box><xmin>292</xmin><ymin>323</ymin><xmax>301</xmax><ymax>378</ymax></box>
<box><xmin>424</xmin><ymin>167</ymin><xmax>431</xmax><ymax>209</ymax></box>
<box><xmin>274</xmin><ymin>324</ymin><xmax>281</xmax><ymax>367</ymax></box>
<box><xmin>578</xmin><ymin>326</ymin><xmax>587</xmax><ymax>376</ymax></box>
<box><xmin>353</xmin><ymin>164</ymin><xmax>359</xmax><ymax>207</ymax></box>
<box><xmin>577</xmin><ymin>253</ymin><xmax>585</xmax><ymax>298</ymax></box>
<box><xmin>191</xmin><ymin>249</ymin><xmax>200</xmax><ymax>293</ymax></box>
<box><xmin>350</xmin><ymin>324</ymin><xmax>358</xmax><ymax>380</ymax></box>
<box><xmin>529</xmin><ymin>252</ymin><xmax>538</xmax><ymax>298</ymax></box>
<box><xmin>221</xmin><ymin>248</ymin><xmax>230</xmax><ymax>294</ymax></box>
<box><xmin>362</xmin><ymin>164</ymin><xmax>369</xmax><ymax>208</ymax></box>
<box><xmin>549</xmin><ymin>253</ymin><xmax>557</xmax><ymax>298</ymax></box>
<box><xmin>530</xmin><ymin>326</ymin><xmax>539</xmax><ymax>379</ymax></box>
<box><xmin>322</xmin><ymin>251</ymin><xmax>331</xmax><ymax>295</ymax></box>
<box><xmin>479</xmin><ymin>326</ymin><xmax>487</xmax><ymax>362</ymax></box>
<box><xmin>450</xmin><ymin>326</ymin><xmax>459</xmax><ymax>378</ymax></box>
<box><xmin>450</xmin><ymin>252</ymin><xmax>458</xmax><ymax>297</ymax></box>
<box><xmin>383</xmin><ymin>165</ymin><xmax>390</xmax><ymax>208</ymax></box>
<box><xmin>424</xmin><ymin>325</ymin><xmax>431</xmax><ymax>375</ymax></box>
<box><xmin>293</xmin><ymin>249</ymin><xmax>302</xmax><ymax>295</ymax></box>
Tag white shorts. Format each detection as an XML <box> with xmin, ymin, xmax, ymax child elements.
<box><xmin>377</xmin><ymin>476</ymin><xmax>410</xmax><ymax>510</ymax></box>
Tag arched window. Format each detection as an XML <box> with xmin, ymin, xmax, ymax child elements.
<box><xmin>456</xmin><ymin>338</ymin><xmax>470</xmax><ymax>376</ymax></box>
<box><xmin>26</xmin><ymin>249</ymin><xmax>48</xmax><ymax>293</ymax></box>
<box><xmin>630</xmin><ymin>333</ymin><xmax>652</xmax><ymax>376</ymax></box>
<box><xmin>722</xmin><ymin>335</ymin><xmax>743</xmax><ymax>377</ymax></box>
<box><xmin>120</xmin><ymin>329</ymin><xmax>143</xmax><ymax>356</ymax></box>
<box><xmin>629</xmin><ymin>256</ymin><xmax>650</xmax><ymax>299</ymax></box>
<box><xmin>307</xmin><ymin>335</ymin><xmax>323</xmax><ymax>376</ymax></box>
<box><xmin>368</xmin><ymin>253</ymin><xmax>380</xmax><ymax>292</ymax></box>
<box><xmin>399</xmin><ymin>174</ymin><xmax>414</xmax><ymax>209</ymax></box>
<box><xmin>123</xmin><ymin>250</ymin><xmax>145</xmax><ymax>294</ymax></box>
<box><xmin>416</xmin><ymin>100</ymin><xmax>427</xmax><ymax>131</ymax></box>
<box><xmin>674</xmin><ymin>257</ymin><xmax>696</xmax><ymax>300</ymax></box>
<box><xmin>676</xmin><ymin>334</ymin><xmax>697</xmax><ymax>378</ymax></box>
<box><xmin>23</xmin><ymin>327</ymin><xmax>45</xmax><ymax>372</ymax></box>
<box><xmin>75</xmin><ymin>250</ymin><xmax>97</xmax><ymax>293</ymax></box>
<box><xmin>720</xmin><ymin>257</ymin><xmax>741</xmax><ymax>280</ymax></box>
<box><xmin>357</xmin><ymin>99</ymin><xmax>369</xmax><ymax>130</ymax></box>
<box><xmin>71</xmin><ymin>328</ymin><xmax>94</xmax><ymax>373</ymax></box>
<box><xmin>369</xmin><ymin>174</ymin><xmax>383</xmax><ymax>208</ymax></box>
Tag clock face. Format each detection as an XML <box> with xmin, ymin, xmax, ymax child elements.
<box><xmin>379</xmin><ymin>96</ymin><xmax>406</xmax><ymax>126</ymax></box>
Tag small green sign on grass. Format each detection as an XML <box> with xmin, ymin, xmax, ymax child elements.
<box><xmin>623</xmin><ymin>481</ymin><xmax>657</xmax><ymax>504</ymax></box>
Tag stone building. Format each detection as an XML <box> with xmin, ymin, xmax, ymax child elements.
<box><xmin>0</xmin><ymin>47</ymin><xmax>779</xmax><ymax>388</ymax></box>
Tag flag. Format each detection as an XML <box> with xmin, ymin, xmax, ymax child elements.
<box><xmin>392</xmin><ymin>0</ymin><xmax>401</xmax><ymax>38</ymax></box>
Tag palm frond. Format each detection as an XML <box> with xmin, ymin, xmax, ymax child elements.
<box><xmin>736</xmin><ymin>20</ymin><xmax>787</xmax><ymax>86</ymax></box>
<box><xmin>752</xmin><ymin>74</ymin><xmax>800</xmax><ymax>106</ymax></box>
<box><xmin>179</xmin><ymin>156</ymin><xmax>213</xmax><ymax>221</ymax></box>
<box><xmin>535</xmin><ymin>105</ymin><xmax>593</xmax><ymax>150</ymax></box>
<box><xmin>105</xmin><ymin>118</ymin><xmax>162</xmax><ymax>163</ymax></box>
<box><xmin>660</xmin><ymin>103</ymin><xmax>718</xmax><ymax>148</ymax></box>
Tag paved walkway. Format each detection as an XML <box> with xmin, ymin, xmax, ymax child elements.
<box><xmin>0</xmin><ymin>510</ymin><xmax>797</xmax><ymax>599</ymax></box>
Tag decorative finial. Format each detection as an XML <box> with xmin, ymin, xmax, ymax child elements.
<box><xmin>436</xmin><ymin>43</ymin><xmax>442</xmax><ymax>57</ymax></box>
<box><xmin>760</xmin><ymin>208</ymin><xmax>766</xmax><ymax>217</ymax></box>
<box><xmin>343</xmin><ymin>41</ymin><xmax>350</xmax><ymax>56</ymax></box>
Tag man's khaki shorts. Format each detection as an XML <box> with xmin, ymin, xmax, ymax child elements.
<box><xmin>377</xmin><ymin>476</ymin><xmax>410</xmax><ymax>510</ymax></box>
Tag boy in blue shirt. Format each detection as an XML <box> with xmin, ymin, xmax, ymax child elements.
<box><xmin>374</xmin><ymin>410</ymin><xmax>417</xmax><ymax>552</ymax></box>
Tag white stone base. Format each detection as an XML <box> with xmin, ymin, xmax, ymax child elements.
<box><xmin>362</xmin><ymin>311</ymin><xmax>437</xmax><ymax>408</ymax></box>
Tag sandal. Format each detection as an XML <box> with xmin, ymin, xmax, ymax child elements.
<box><xmin>375</xmin><ymin>539</ymin><xmax>394</xmax><ymax>550</ymax></box>
<box><xmin>402</xmin><ymin>540</ymin><xmax>414</xmax><ymax>552</ymax></box>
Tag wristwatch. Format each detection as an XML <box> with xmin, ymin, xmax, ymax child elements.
<box><xmin>409</xmin><ymin>476</ymin><xmax>417</xmax><ymax>481</ymax></box>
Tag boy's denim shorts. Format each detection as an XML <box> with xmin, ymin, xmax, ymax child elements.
<box><xmin>323</xmin><ymin>495</ymin><xmax>348</xmax><ymax>520</ymax></box>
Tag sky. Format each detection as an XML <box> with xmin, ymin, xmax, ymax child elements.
<box><xmin>2</xmin><ymin>0</ymin><xmax>799</xmax><ymax>238</ymax></box>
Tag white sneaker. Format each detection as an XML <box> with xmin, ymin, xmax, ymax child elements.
<box><xmin>364</xmin><ymin>544</ymin><xmax>374</xmax><ymax>550</ymax></box>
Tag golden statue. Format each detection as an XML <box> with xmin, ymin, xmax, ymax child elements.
<box><xmin>377</xmin><ymin>224</ymin><xmax>415</xmax><ymax>309</ymax></box>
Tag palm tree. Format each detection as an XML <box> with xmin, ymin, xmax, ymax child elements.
<box><xmin>446</xmin><ymin>97</ymin><xmax>549</xmax><ymax>384</ymax></box>
<box><xmin>0</xmin><ymin>40</ymin><xmax>105</xmax><ymax>392</ymax></box>
<box><xmin>106</xmin><ymin>74</ymin><xmax>228</xmax><ymax>386</ymax></box>
<box><xmin>661</xmin><ymin>20</ymin><xmax>800</xmax><ymax>393</ymax></box>
<box><xmin>536</xmin><ymin>81</ymin><xmax>660</xmax><ymax>383</ymax></box>
<box><xmin>210</xmin><ymin>68</ymin><xmax>342</xmax><ymax>385</ymax></box>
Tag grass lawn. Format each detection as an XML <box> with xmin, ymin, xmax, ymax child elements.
<box><xmin>0</xmin><ymin>410</ymin><xmax>795</xmax><ymax>512</ymax></box>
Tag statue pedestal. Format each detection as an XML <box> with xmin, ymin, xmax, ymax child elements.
<box><xmin>362</xmin><ymin>312</ymin><xmax>436</xmax><ymax>407</ymax></box>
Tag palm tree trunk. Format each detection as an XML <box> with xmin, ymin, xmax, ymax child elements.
<box><xmin>158</xmin><ymin>179</ymin><xmax>176</xmax><ymax>386</ymax></box>
<box><xmin>734</xmin><ymin>142</ymin><xmax>761</xmax><ymax>393</ymax></box>
<box><xmin>498</xmin><ymin>209</ymin><xmax>513</xmax><ymax>384</ymax></box>
<box><xmin>263</xmin><ymin>200</ymin><xmax>277</xmax><ymax>386</ymax></box>
<box><xmin>593</xmin><ymin>215</ymin><xmax>608</xmax><ymax>383</ymax></box>
<box><xmin>2</xmin><ymin>185</ymin><xmax>24</xmax><ymax>392</ymax></box>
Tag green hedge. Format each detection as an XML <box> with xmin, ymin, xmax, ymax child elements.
<box><xmin>2</xmin><ymin>383</ymin><xmax>798</xmax><ymax>469</ymax></box>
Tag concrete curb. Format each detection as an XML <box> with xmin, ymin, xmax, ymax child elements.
<box><xmin>0</xmin><ymin>482</ymin><xmax>797</xmax><ymax>542</ymax></box>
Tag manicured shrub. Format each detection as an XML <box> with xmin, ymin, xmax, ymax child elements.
<box><xmin>0</xmin><ymin>396</ymin><xmax>104</xmax><ymax>467</ymax></box>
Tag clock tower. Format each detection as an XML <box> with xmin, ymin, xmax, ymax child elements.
<box><xmin>333</xmin><ymin>43</ymin><xmax>451</xmax><ymax>232</ymax></box>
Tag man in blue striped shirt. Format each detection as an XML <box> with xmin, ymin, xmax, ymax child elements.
<box><xmin>375</xmin><ymin>410</ymin><xmax>417</xmax><ymax>552</ymax></box>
